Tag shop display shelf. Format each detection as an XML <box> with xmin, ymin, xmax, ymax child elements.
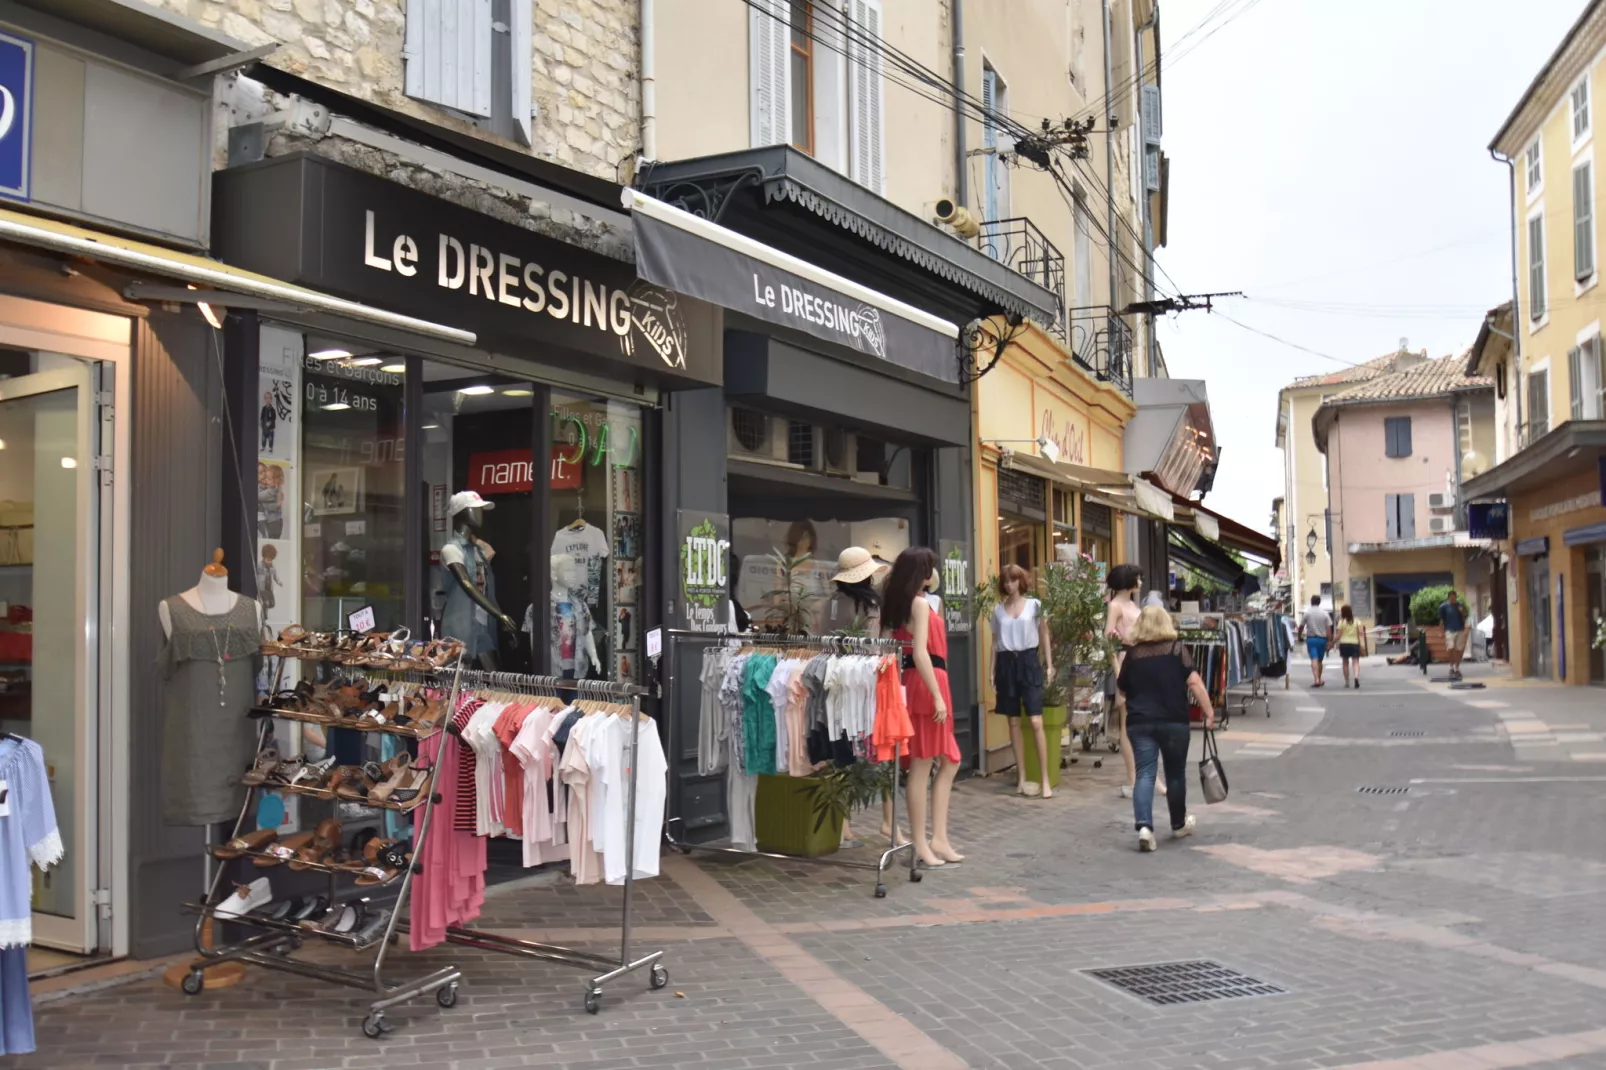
<box><xmin>247</xmin><ymin>705</ymin><xmax>443</xmax><ymax>741</ymax></box>
<box><xmin>214</xmin><ymin>845</ymin><xmax>409</xmax><ymax>882</ymax></box>
<box><xmin>259</xmin><ymin>647</ymin><xmax>460</xmax><ymax>674</ymax></box>
<box><xmin>250</xmin><ymin>772</ymin><xmax>438</xmax><ymax>814</ymax></box>
<box><xmin>184</xmin><ymin>901</ymin><xmax>388</xmax><ymax>950</ymax></box>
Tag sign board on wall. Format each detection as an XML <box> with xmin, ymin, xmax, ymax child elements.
<box><xmin>676</xmin><ymin>510</ymin><xmax>731</xmax><ymax>632</ymax></box>
<box><xmin>940</xmin><ymin>540</ymin><xmax>972</xmax><ymax>635</ymax></box>
<box><xmin>1468</xmin><ymin>502</ymin><xmax>1509</xmax><ymax>540</ymax></box>
<box><xmin>0</xmin><ymin>31</ymin><xmax>32</xmax><ymax>202</ymax></box>
<box><xmin>1348</xmin><ymin>576</ymin><xmax>1373</xmax><ymax>619</ymax></box>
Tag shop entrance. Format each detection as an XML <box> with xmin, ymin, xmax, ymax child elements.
<box><xmin>1528</xmin><ymin>554</ymin><xmax>1553</xmax><ymax>678</ymax></box>
<box><xmin>1588</xmin><ymin>547</ymin><xmax>1606</xmax><ymax>683</ymax></box>
<box><xmin>0</xmin><ymin>347</ymin><xmax>113</xmax><ymax>957</ymax></box>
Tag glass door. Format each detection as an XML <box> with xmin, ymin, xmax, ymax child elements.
<box><xmin>1528</xmin><ymin>555</ymin><xmax>1552</xmax><ymax>679</ymax></box>
<box><xmin>0</xmin><ymin>364</ymin><xmax>98</xmax><ymax>952</ymax></box>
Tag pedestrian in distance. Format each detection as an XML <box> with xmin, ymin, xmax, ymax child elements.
<box><xmin>1105</xmin><ymin>564</ymin><xmax>1162</xmax><ymax>799</ymax></box>
<box><xmin>1439</xmin><ymin>589</ymin><xmax>1469</xmax><ymax>682</ymax></box>
<box><xmin>1336</xmin><ymin>603</ymin><xmax>1367</xmax><ymax>688</ymax></box>
<box><xmin>1297</xmin><ymin>595</ymin><xmax>1334</xmax><ymax>688</ymax></box>
<box><xmin>1115</xmin><ymin>605</ymin><xmax>1215</xmax><ymax>852</ymax></box>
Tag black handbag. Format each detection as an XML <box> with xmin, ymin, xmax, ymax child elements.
<box><xmin>1198</xmin><ymin>729</ymin><xmax>1228</xmax><ymax>804</ymax></box>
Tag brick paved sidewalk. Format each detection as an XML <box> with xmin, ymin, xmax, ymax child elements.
<box><xmin>12</xmin><ymin>677</ymin><xmax>1606</xmax><ymax>1069</ymax></box>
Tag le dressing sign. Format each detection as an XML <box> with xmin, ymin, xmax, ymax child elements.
<box><xmin>215</xmin><ymin>155</ymin><xmax>719</xmax><ymax>385</ymax></box>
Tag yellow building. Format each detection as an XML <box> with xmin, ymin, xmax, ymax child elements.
<box><xmin>972</xmin><ymin>320</ymin><xmax>1135</xmax><ymax>770</ymax></box>
<box><xmin>1466</xmin><ymin>0</ymin><xmax>1606</xmax><ymax>683</ymax></box>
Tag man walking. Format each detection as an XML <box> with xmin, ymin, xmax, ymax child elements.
<box><xmin>1298</xmin><ymin>595</ymin><xmax>1334</xmax><ymax>688</ymax></box>
<box><xmin>1439</xmin><ymin>589</ymin><xmax>1469</xmax><ymax>682</ymax></box>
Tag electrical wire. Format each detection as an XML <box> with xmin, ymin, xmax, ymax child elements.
<box><xmin>1210</xmin><ymin>311</ymin><xmax>1369</xmax><ymax>369</ymax></box>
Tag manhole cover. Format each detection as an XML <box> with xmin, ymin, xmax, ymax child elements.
<box><xmin>1356</xmin><ymin>785</ymin><xmax>1411</xmax><ymax>795</ymax></box>
<box><xmin>1389</xmin><ymin>731</ymin><xmax>1426</xmax><ymax>738</ymax></box>
<box><xmin>1084</xmin><ymin>960</ymin><xmax>1285</xmax><ymax>1005</ymax></box>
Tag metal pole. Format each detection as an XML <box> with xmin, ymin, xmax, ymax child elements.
<box><xmin>620</xmin><ymin>691</ymin><xmax>641</xmax><ymax>969</ymax></box>
<box><xmin>953</xmin><ymin>0</ymin><xmax>967</xmax><ymax>208</ymax></box>
<box><xmin>1102</xmin><ymin>0</ymin><xmax>1119</xmax><ymax>318</ymax></box>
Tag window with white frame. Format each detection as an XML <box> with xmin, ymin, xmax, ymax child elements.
<box><xmin>1577</xmin><ymin>160</ymin><xmax>1596</xmax><ymax>281</ymax></box>
<box><xmin>404</xmin><ymin>0</ymin><xmax>533</xmax><ymax>145</ymax></box>
<box><xmin>1575</xmin><ymin>77</ymin><xmax>1592</xmax><ymax>142</ymax></box>
<box><xmin>980</xmin><ymin>62</ymin><xmax>1012</xmax><ymax>262</ymax></box>
<box><xmin>1527</xmin><ymin>139</ymin><xmax>1543</xmax><ymax>191</ymax></box>
<box><xmin>1528</xmin><ymin>366</ymin><xmax>1551</xmax><ymax>438</ymax></box>
<box><xmin>1530</xmin><ymin>213</ymin><xmax>1547</xmax><ymax>320</ymax></box>
<box><xmin>1570</xmin><ymin>335</ymin><xmax>1605</xmax><ymax>420</ymax></box>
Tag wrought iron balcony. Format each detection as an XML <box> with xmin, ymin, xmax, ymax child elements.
<box><xmin>1068</xmin><ymin>313</ymin><xmax>1134</xmax><ymax>397</ymax></box>
<box><xmin>971</xmin><ymin>217</ymin><xmax>1066</xmax><ymax>341</ymax></box>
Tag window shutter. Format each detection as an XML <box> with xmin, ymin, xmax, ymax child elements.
<box><xmin>749</xmin><ymin>0</ymin><xmax>791</xmax><ymax>147</ymax></box>
<box><xmin>1385</xmin><ymin>494</ymin><xmax>1399</xmax><ymax>541</ymax></box>
<box><xmin>847</xmin><ymin>0</ymin><xmax>886</xmax><ymax>193</ymax></box>
<box><xmin>1141</xmin><ymin>84</ymin><xmax>1162</xmax><ymax>145</ymax></box>
<box><xmin>404</xmin><ymin>0</ymin><xmax>495</xmax><ymax>118</ymax></box>
<box><xmin>508</xmin><ymin>0</ymin><xmax>532</xmax><ymax>145</ymax></box>
<box><xmin>1399</xmin><ymin>417</ymin><xmax>1412</xmax><ymax>457</ymax></box>
<box><xmin>1530</xmin><ymin>369</ymin><xmax>1549</xmax><ymax>436</ymax></box>
<box><xmin>1399</xmin><ymin>494</ymin><xmax>1416</xmax><ymax>540</ymax></box>
<box><xmin>1577</xmin><ymin>163</ymin><xmax>1595</xmax><ymax>280</ymax></box>
<box><xmin>1529</xmin><ymin>215</ymin><xmax>1547</xmax><ymax>319</ymax></box>
<box><xmin>1570</xmin><ymin>346</ymin><xmax>1584</xmax><ymax>420</ymax></box>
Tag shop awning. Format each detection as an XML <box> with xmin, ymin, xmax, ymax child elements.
<box><xmin>1168</xmin><ymin>526</ymin><xmax>1247</xmax><ymax>588</ymax></box>
<box><xmin>1159</xmin><ymin>486</ymin><xmax>1281</xmax><ymax>566</ymax></box>
<box><xmin>624</xmin><ymin>189</ymin><xmax>959</xmax><ymax>383</ymax></box>
<box><xmin>999</xmin><ymin>449</ymin><xmax>1176</xmax><ymax>522</ymax></box>
<box><xmin>0</xmin><ymin>206</ymin><xmax>476</xmax><ymax>346</ymax></box>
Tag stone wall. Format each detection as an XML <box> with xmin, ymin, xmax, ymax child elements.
<box><xmin>151</xmin><ymin>0</ymin><xmax>639</xmax><ymax>181</ymax></box>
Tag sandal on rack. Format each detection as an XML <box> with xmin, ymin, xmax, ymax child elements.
<box><xmin>263</xmin><ymin>624</ymin><xmax>309</xmax><ymax>657</ymax></box>
<box><xmin>254</xmin><ymin>830</ymin><xmax>315</xmax><ymax>867</ymax></box>
<box><xmin>335</xmin><ymin>762</ymin><xmax>385</xmax><ymax>802</ymax></box>
<box><xmin>213</xmin><ymin>828</ymin><xmax>277</xmax><ymax>859</ymax></box>
<box><xmin>352</xmin><ymin>838</ymin><xmax>410</xmax><ymax>886</ymax></box>
<box><xmin>240</xmin><ymin>747</ymin><xmax>283</xmax><ymax>786</ymax></box>
<box><xmin>289</xmin><ymin>819</ymin><xmax>342</xmax><ymax>872</ymax></box>
<box><xmin>377</xmin><ymin>757</ymin><xmax>432</xmax><ymax>811</ymax></box>
<box><xmin>279</xmin><ymin>755</ymin><xmax>335</xmax><ymax>790</ymax></box>
<box><xmin>367</xmin><ymin>754</ymin><xmax>418</xmax><ymax>804</ymax></box>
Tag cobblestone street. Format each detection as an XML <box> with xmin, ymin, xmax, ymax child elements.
<box><xmin>6</xmin><ymin>660</ymin><xmax>1606</xmax><ymax>1069</ymax></box>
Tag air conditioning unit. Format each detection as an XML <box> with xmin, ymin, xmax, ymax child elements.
<box><xmin>1427</xmin><ymin>515</ymin><xmax>1456</xmax><ymax>534</ymax></box>
<box><xmin>727</xmin><ymin>408</ymin><xmax>792</xmax><ymax>466</ymax></box>
<box><xmin>822</xmin><ymin>427</ymin><xmax>858</xmax><ymax>477</ymax></box>
<box><xmin>1427</xmin><ymin>491</ymin><xmax>1454</xmax><ymax>511</ymax></box>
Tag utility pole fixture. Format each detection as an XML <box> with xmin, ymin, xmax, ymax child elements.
<box><xmin>1121</xmin><ymin>291</ymin><xmax>1244</xmax><ymax>316</ymax></box>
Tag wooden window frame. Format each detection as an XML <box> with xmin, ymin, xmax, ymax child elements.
<box><xmin>789</xmin><ymin>1</ymin><xmax>815</xmax><ymax>156</ymax></box>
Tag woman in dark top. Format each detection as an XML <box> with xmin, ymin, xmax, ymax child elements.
<box><xmin>1115</xmin><ymin>605</ymin><xmax>1217</xmax><ymax>852</ymax></box>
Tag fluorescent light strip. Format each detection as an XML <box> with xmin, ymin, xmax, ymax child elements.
<box><xmin>458</xmin><ymin>385</ymin><xmax>495</xmax><ymax>396</ymax></box>
<box><xmin>622</xmin><ymin>190</ymin><xmax>961</xmax><ymax>338</ymax></box>
<box><xmin>309</xmin><ymin>349</ymin><xmax>351</xmax><ymax>361</ymax></box>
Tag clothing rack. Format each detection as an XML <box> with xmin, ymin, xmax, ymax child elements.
<box><xmin>178</xmin><ymin>654</ymin><xmax>666</xmax><ymax>1036</ymax></box>
<box><xmin>661</xmin><ymin>629</ymin><xmax>919</xmax><ymax>898</ymax></box>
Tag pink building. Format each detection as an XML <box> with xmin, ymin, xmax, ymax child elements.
<box><xmin>1313</xmin><ymin>356</ymin><xmax>1495</xmax><ymax>637</ymax></box>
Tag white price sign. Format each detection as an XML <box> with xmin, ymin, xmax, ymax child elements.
<box><xmin>645</xmin><ymin>627</ymin><xmax>662</xmax><ymax>660</ymax></box>
<box><xmin>348</xmin><ymin>605</ymin><xmax>377</xmax><ymax>634</ymax></box>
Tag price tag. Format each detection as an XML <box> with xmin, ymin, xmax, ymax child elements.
<box><xmin>347</xmin><ymin>605</ymin><xmax>376</xmax><ymax>634</ymax></box>
<box><xmin>646</xmin><ymin>627</ymin><xmax>662</xmax><ymax>659</ymax></box>
<box><xmin>345</xmin><ymin>520</ymin><xmax>366</xmax><ymax>536</ymax></box>
<box><xmin>304</xmin><ymin>523</ymin><xmax>321</xmax><ymax>539</ymax></box>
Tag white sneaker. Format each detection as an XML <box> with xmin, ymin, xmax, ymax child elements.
<box><xmin>1023</xmin><ymin>781</ymin><xmax>1043</xmax><ymax>797</ymax></box>
<box><xmin>215</xmin><ymin>876</ymin><xmax>272</xmax><ymax>919</ymax></box>
<box><xmin>1120</xmin><ymin>784</ymin><xmax>1133</xmax><ymax>799</ymax></box>
<box><xmin>1138</xmin><ymin>828</ymin><xmax>1157</xmax><ymax>852</ymax></box>
<box><xmin>1172</xmin><ymin>814</ymin><xmax>1197</xmax><ymax>839</ymax></box>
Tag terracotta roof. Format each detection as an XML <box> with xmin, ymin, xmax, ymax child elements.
<box><xmin>1322</xmin><ymin>353</ymin><xmax>1490</xmax><ymax>405</ymax></box>
<box><xmin>1287</xmin><ymin>349</ymin><xmax>1429</xmax><ymax>389</ymax></box>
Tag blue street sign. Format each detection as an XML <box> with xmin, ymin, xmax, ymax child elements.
<box><xmin>0</xmin><ymin>30</ymin><xmax>32</xmax><ymax>202</ymax></box>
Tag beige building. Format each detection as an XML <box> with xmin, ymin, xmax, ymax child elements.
<box><xmin>1275</xmin><ymin>347</ymin><xmax>1431</xmax><ymax>610</ymax></box>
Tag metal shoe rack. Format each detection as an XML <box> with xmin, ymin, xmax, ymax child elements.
<box><xmin>177</xmin><ymin>648</ymin><xmax>667</xmax><ymax>1036</ymax></box>
<box><xmin>660</xmin><ymin>629</ymin><xmax>919</xmax><ymax>898</ymax></box>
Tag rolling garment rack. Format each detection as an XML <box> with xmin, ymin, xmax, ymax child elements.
<box><xmin>179</xmin><ymin>645</ymin><xmax>666</xmax><ymax>1036</ymax></box>
<box><xmin>660</xmin><ymin>629</ymin><xmax>919</xmax><ymax>898</ymax></box>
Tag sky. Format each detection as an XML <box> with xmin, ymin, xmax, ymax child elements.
<box><xmin>1155</xmin><ymin>0</ymin><xmax>1587</xmax><ymax>539</ymax></box>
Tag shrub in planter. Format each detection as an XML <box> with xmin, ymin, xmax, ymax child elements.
<box><xmin>1408</xmin><ymin>585</ymin><xmax>1461</xmax><ymax>626</ymax></box>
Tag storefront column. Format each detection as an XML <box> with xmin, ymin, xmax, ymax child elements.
<box><xmin>220</xmin><ymin>311</ymin><xmax>260</xmax><ymax>600</ymax></box>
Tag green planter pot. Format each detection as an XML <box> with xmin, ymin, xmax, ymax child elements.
<box><xmin>755</xmin><ymin>774</ymin><xmax>843</xmax><ymax>857</ymax></box>
<box><xmin>1021</xmin><ymin>704</ymin><xmax>1070</xmax><ymax>789</ymax></box>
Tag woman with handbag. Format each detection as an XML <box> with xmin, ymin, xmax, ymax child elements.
<box><xmin>1115</xmin><ymin>606</ymin><xmax>1217</xmax><ymax>852</ymax></box>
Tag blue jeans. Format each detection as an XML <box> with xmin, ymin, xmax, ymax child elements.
<box><xmin>1128</xmin><ymin>720</ymin><xmax>1190</xmax><ymax>832</ymax></box>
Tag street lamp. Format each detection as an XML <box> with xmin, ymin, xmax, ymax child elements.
<box><xmin>1304</xmin><ymin>527</ymin><xmax>1318</xmax><ymax>567</ymax></box>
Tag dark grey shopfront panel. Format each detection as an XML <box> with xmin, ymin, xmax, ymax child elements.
<box><xmin>933</xmin><ymin>443</ymin><xmax>977</xmax><ymax>768</ymax></box>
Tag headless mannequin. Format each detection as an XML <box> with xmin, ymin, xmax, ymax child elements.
<box><xmin>905</xmin><ymin>571</ymin><xmax>962</xmax><ymax>867</ymax></box>
<box><xmin>445</xmin><ymin>507</ymin><xmax>517</xmax><ymax>671</ymax></box>
<box><xmin>159</xmin><ymin>550</ymin><xmax>263</xmax><ymax>637</ymax></box>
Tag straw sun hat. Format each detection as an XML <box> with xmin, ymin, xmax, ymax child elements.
<box><xmin>829</xmin><ymin>547</ymin><xmax>888</xmax><ymax>585</ymax></box>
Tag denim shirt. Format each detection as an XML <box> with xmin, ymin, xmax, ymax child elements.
<box><xmin>441</xmin><ymin>531</ymin><xmax>498</xmax><ymax>657</ymax></box>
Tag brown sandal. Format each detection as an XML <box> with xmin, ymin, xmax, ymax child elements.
<box><xmin>213</xmin><ymin>828</ymin><xmax>277</xmax><ymax>859</ymax></box>
<box><xmin>289</xmin><ymin>818</ymin><xmax>342</xmax><ymax>871</ymax></box>
<box><xmin>254</xmin><ymin>831</ymin><xmax>315</xmax><ymax>868</ymax></box>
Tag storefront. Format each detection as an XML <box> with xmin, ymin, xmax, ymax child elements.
<box><xmin>971</xmin><ymin>320</ymin><xmax>1137</xmax><ymax>771</ymax></box>
<box><xmin>1464</xmin><ymin>429</ymin><xmax>1606</xmax><ymax>684</ymax></box>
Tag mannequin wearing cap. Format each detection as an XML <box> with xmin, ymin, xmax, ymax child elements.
<box><xmin>441</xmin><ymin>491</ymin><xmax>517</xmax><ymax>670</ymax></box>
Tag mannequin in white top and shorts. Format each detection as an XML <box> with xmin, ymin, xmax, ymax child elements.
<box><xmin>990</xmin><ymin>564</ymin><xmax>1054</xmax><ymax>798</ymax></box>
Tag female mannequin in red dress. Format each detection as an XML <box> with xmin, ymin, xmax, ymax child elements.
<box><xmin>883</xmin><ymin>547</ymin><xmax>964</xmax><ymax>869</ymax></box>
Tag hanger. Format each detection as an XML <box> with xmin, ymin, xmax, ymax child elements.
<box><xmin>568</xmin><ymin>492</ymin><xmax>587</xmax><ymax>529</ymax></box>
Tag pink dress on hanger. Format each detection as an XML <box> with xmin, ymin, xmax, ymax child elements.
<box><xmin>410</xmin><ymin>721</ymin><xmax>486</xmax><ymax>952</ymax></box>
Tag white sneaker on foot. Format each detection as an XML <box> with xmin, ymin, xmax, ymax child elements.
<box><xmin>1023</xmin><ymin>781</ymin><xmax>1042</xmax><ymax>797</ymax></box>
<box><xmin>1138</xmin><ymin>828</ymin><xmax>1156</xmax><ymax>852</ymax></box>
<box><xmin>1120</xmin><ymin>784</ymin><xmax>1133</xmax><ymax>799</ymax></box>
<box><xmin>1172</xmin><ymin>814</ymin><xmax>1197</xmax><ymax>839</ymax></box>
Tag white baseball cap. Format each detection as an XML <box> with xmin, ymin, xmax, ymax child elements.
<box><xmin>448</xmin><ymin>490</ymin><xmax>495</xmax><ymax>516</ymax></box>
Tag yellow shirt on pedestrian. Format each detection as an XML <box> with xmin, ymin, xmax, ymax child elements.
<box><xmin>1336</xmin><ymin>619</ymin><xmax>1361</xmax><ymax>645</ymax></box>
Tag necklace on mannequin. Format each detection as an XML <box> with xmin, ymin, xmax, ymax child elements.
<box><xmin>205</xmin><ymin>617</ymin><xmax>235</xmax><ymax>708</ymax></box>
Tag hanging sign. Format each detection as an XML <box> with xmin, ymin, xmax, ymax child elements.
<box><xmin>677</xmin><ymin>510</ymin><xmax>731</xmax><ymax>632</ymax></box>
<box><xmin>0</xmin><ymin>31</ymin><xmax>33</xmax><ymax>202</ymax></box>
<box><xmin>940</xmin><ymin>540</ymin><xmax>972</xmax><ymax>636</ymax></box>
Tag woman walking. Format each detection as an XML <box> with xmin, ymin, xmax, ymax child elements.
<box><xmin>1115</xmin><ymin>606</ymin><xmax>1216</xmax><ymax>852</ymax></box>
<box><xmin>1336</xmin><ymin>604</ymin><xmax>1367</xmax><ymax>688</ymax></box>
<box><xmin>990</xmin><ymin>564</ymin><xmax>1054</xmax><ymax>798</ymax></box>
<box><xmin>1105</xmin><ymin>564</ymin><xmax>1159</xmax><ymax>799</ymax></box>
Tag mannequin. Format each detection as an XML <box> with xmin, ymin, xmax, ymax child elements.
<box><xmin>159</xmin><ymin>549</ymin><xmax>263</xmax><ymax>637</ymax></box>
<box><xmin>882</xmin><ymin>548</ymin><xmax>962</xmax><ymax>869</ymax></box>
<box><xmin>441</xmin><ymin>491</ymin><xmax>517</xmax><ymax>671</ymax></box>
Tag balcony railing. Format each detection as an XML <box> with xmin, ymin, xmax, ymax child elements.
<box><xmin>971</xmin><ymin>217</ymin><xmax>1066</xmax><ymax>341</ymax></box>
<box><xmin>1068</xmin><ymin>313</ymin><xmax>1134</xmax><ymax>397</ymax></box>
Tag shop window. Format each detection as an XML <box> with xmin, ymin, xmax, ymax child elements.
<box><xmin>1081</xmin><ymin>500</ymin><xmax>1114</xmax><ymax>562</ymax></box>
<box><xmin>733</xmin><ymin>516</ymin><xmax>910</xmax><ymax>634</ymax></box>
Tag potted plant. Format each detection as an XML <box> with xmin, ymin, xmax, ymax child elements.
<box><xmin>1408</xmin><ymin>584</ymin><xmax>1459</xmax><ymax>663</ymax></box>
<box><xmin>761</xmin><ymin>548</ymin><xmax>824</xmax><ymax>636</ymax></box>
<box><xmin>759</xmin><ymin>761</ymin><xmax>894</xmax><ymax>857</ymax></box>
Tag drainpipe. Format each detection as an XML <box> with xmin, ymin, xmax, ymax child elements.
<box><xmin>953</xmin><ymin>0</ymin><xmax>967</xmax><ymax>208</ymax></box>
<box><xmin>640</xmin><ymin>0</ymin><xmax>656</xmax><ymax>160</ymax></box>
<box><xmin>1492</xmin><ymin>149</ymin><xmax>1523</xmax><ymax>444</ymax></box>
<box><xmin>1134</xmin><ymin>4</ymin><xmax>1158</xmax><ymax>379</ymax></box>
<box><xmin>1102</xmin><ymin>1</ymin><xmax>1119</xmax><ymax>334</ymax></box>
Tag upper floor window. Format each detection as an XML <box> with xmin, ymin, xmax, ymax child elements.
<box><xmin>403</xmin><ymin>0</ymin><xmax>533</xmax><ymax>146</ymax></box>
<box><xmin>1528</xmin><ymin>366</ymin><xmax>1551</xmax><ymax>439</ymax></box>
<box><xmin>789</xmin><ymin>2</ymin><xmax>814</xmax><ymax>154</ymax></box>
<box><xmin>1575</xmin><ymin>77</ymin><xmax>1592</xmax><ymax>142</ymax></box>
<box><xmin>980</xmin><ymin>63</ymin><xmax>1012</xmax><ymax>261</ymax></box>
<box><xmin>1529</xmin><ymin>213</ymin><xmax>1547</xmax><ymax>321</ymax></box>
<box><xmin>1569</xmin><ymin>336</ymin><xmax>1604</xmax><ymax>420</ymax></box>
<box><xmin>1384</xmin><ymin>416</ymin><xmax>1413</xmax><ymax>459</ymax></box>
<box><xmin>1577</xmin><ymin>160</ymin><xmax>1596</xmax><ymax>281</ymax></box>
<box><xmin>1527</xmin><ymin>139</ymin><xmax>1543</xmax><ymax>192</ymax></box>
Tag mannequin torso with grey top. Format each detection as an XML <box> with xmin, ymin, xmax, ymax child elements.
<box><xmin>158</xmin><ymin>570</ymin><xmax>263</xmax><ymax>638</ymax></box>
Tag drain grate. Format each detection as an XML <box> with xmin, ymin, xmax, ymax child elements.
<box><xmin>1084</xmin><ymin>960</ymin><xmax>1285</xmax><ymax>1006</ymax></box>
<box><xmin>1356</xmin><ymin>785</ymin><xmax>1411</xmax><ymax>795</ymax></box>
<box><xmin>1389</xmin><ymin>731</ymin><xmax>1426</xmax><ymax>738</ymax></box>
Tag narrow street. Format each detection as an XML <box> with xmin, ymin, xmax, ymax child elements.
<box><xmin>13</xmin><ymin>662</ymin><xmax>1606</xmax><ymax>1070</ymax></box>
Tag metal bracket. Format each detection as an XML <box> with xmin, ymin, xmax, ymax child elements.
<box><xmin>637</xmin><ymin>168</ymin><xmax>766</xmax><ymax>223</ymax></box>
<box><xmin>172</xmin><ymin>43</ymin><xmax>280</xmax><ymax>83</ymax></box>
